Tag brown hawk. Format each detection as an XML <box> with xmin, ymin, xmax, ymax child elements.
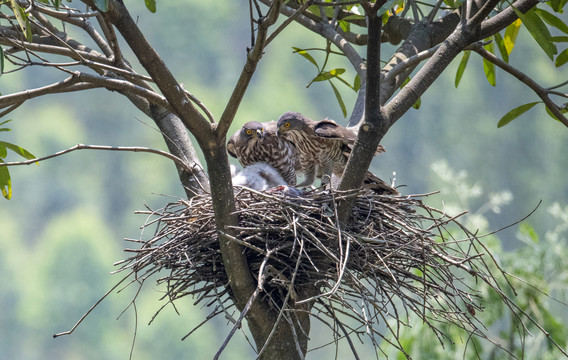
<box><xmin>227</xmin><ymin>121</ymin><xmax>299</xmax><ymax>186</ymax></box>
<box><xmin>276</xmin><ymin>111</ymin><xmax>398</xmax><ymax>194</ymax></box>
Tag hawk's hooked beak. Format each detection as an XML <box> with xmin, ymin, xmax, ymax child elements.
<box><xmin>256</xmin><ymin>129</ymin><xmax>263</xmax><ymax>138</ymax></box>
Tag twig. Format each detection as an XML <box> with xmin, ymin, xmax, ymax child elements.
<box><xmin>53</xmin><ymin>271</ymin><xmax>133</xmax><ymax>338</ymax></box>
<box><xmin>472</xmin><ymin>43</ymin><xmax>568</xmax><ymax>127</ymax></box>
<box><xmin>217</xmin><ymin>0</ymin><xmax>285</xmax><ymax>139</ymax></box>
<box><xmin>0</xmin><ymin>144</ymin><xmax>192</xmax><ymax>172</ymax></box>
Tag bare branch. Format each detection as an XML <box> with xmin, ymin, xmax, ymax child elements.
<box><xmin>0</xmin><ymin>29</ymin><xmax>114</xmax><ymax>66</ymax></box>
<box><xmin>101</xmin><ymin>0</ymin><xmax>211</xmax><ymax>142</ymax></box>
<box><xmin>217</xmin><ymin>0</ymin><xmax>285</xmax><ymax>139</ymax></box>
<box><xmin>0</xmin><ymin>144</ymin><xmax>195</xmax><ymax>173</ymax></box>
<box><xmin>260</xmin><ymin>0</ymin><xmax>365</xmax><ymax>78</ymax></box>
<box><xmin>0</xmin><ymin>72</ymin><xmax>170</xmax><ymax>112</ymax></box>
<box><xmin>265</xmin><ymin>0</ymin><xmax>312</xmax><ymax>46</ymax></box>
<box><xmin>31</xmin><ymin>5</ymin><xmax>113</xmax><ymax>58</ymax></box>
<box><xmin>383</xmin><ymin>43</ymin><xmax>441</xmax><ymax>84</ymax></box>
<box><xmin>0</xmin><ymin>75</ymin><xmax>94</xmax><ymax>110</ymax></box>
<box><xmin>467</xmin><ymin>0</ymin><xmax>501</xmax><ymax>26</ymax></box>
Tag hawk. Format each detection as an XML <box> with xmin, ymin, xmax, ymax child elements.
<box><xmin>232</xmin><ymin>162</ymin><xmax>287</xmax><ymax>190</ymax></box>
<box><xmin>276</xmin><ymin>111</ymin><xmax>398</xmax><ymax>194</ymax></box>
<box><xmin>227</xmin><ymin>121</ymin><xmax>299</xmax><ymax>186</ymax></box>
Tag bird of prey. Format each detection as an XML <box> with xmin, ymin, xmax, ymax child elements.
<box><xmin>227</xmin><ymin>121</ymin><xmax>300</xmax><ymax>186</ymax></box>
<box><xmin>276</xmin><ymin>111</ymin><xmax>398</xmax><ymax>194</ymax></box>
<box><xmin>232</xmin><ymin>162</ymin><xmax>304</xmax><ymax>196</ymax></box>
<box><xmin>232</xmin><ymin>162</ymin><xmax>287</xmax><ymax>190</ymax></box>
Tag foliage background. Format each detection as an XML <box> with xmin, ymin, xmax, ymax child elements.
<box><xmin>0</xmin><ymin>2</ymin><xmax>567</xmax><ymax>359</ymax></box>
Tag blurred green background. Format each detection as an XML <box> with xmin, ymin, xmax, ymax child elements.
<box><xmin>1</xmin><ymin>1</ymin><xmax>567</xmax><ymax>359</ymax></box>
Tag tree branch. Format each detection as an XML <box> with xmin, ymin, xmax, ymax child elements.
<box><xmin>472</xmin><ymin>44</ymin><xmax>568</xmax><ymax>127</ymax></box>
<box><xmin>467</xmin><ymin>0</ymin><xmax>502</xmax><ymax>27</ymax></box>
<box><xmin>0</xmin><ymin>144</ymin><xmax>195</xmax><ymax>172</ymax></box>
<box><xmin>0</xmin><ymin>72</ymin><xmax>170</xmax><ymax>112</ymax></box>
<box><xmin>478</xmin><ymin>0</ymin><xmax>539</xmax><ymax>39</ymax></box>
<box><xmin>217</xmin><ymin>0</ymin><xmax>285</xmax><ymax>139</ymax></box>
<box><xmin>382</xmin><ymin>27</ymin><xmax>473</xmax><ymax>129</ymax></box>
<box><xmin>100</xmin><ymin>0</ymin><xmax>211</xmax><ymax>145</ymax></box>
<box><xmin>337</xmin><ymin>6</ymin><xmax>383</xmax><ymax>224</ymax></box>
<box><xmin>0</xmin><ymin>75</ymin><xmax>95</xmax><ymax>110</ymax></box>
<box><xmin>265</xmin><ymin>0</ymin><xmax>312</xmax><ymax>46</ymax></box>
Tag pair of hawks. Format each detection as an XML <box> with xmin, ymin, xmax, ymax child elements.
<box><xmin>227</xmin><ymin>111</ymin><xmax>398</xmax><ymax>195</ymax></box>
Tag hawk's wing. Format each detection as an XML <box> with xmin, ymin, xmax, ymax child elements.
<box><xmin>315</xmin><ymin>120</ymin><xmax>385</xmax><ymax>155</ymax></box>
<box><xmin>313</xmin><ymin>120</ymin><xmax>356</xmax><ymax>144</ymax></box>
<box><xmin>227</xmin><ymin>129</ymin><xmax>239</xmax><ymax>158</ymax></box>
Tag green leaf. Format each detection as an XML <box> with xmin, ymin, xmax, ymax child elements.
<box><xmin>494</xmin><ymin>33</ymin><xmax>509</xmax><ymax>63</ymax></box>
<box><xmin>353</xmin><ymin>73</ymin><xmax>361</xmax><ymax>92</ymax></box>
<box><xmin>455</xmin><ymin>50</ymin><xmax>470</xmax><ymax>88</ymax></box>
<box><xmin>556</xmin><ymin>48</ymin><xmax>568</xmax><ymax>66</ymax></box>
<box><xmin>329</xmin><ymin>81</ymin><xmax>347</xmax><ymax>117</ymax></box>
<box><xmin>443</xmin><ymin>0</ymin><xmax>464</xmax><ymax>8</ymax></box>
<box><xmin>338</xmin><ymin>19</ymin><xmax>350</xmax><ymax>33</ymax></box>
<box><xmin>497</xmin><ymin>101</ymin><xmax>540</xmax><ymax>128</ymax></box>
<box><xmin>376</xmin><ymin>0</ymin><xmax>403</xmax><ymax>16</ymax></box>
<box><xmin>10</xmin><ymin>0</ymin><xmax>28</xmax><ymax>40</ymax></box>
<box><xmin>145</xmin><ymin>0</ymin><xmax>156</xmax><ymax>13</ymax></box>
<box><xmin>544</xmin><ymin>103</ymin><xmax>568</xmax><ymax>121</ymax></box>
<box><xmin>0</xmin><ymin>141</ymin><xmax>36</xmax><ymax>160</ymax></box>
<box><xmin>24</xmin><ymin>18</ymin><xmax>32</xmax><ymax>42</ymax></box>
<box><xmin>340</xmin><ymin>14</ymin><xmax>366</xmax><ymax>22</ymax></box>
<box><xmin>513</xmin><ymin>7</ymin><xmax>557</xmax><ymax>60</ymax></box>
<box><xmin>94</xmin><ymin>0</ymin><xmax>108</xmax><ymax>12</ymax></box>
<box><xmin>504</xmin><ymin>19</ymin><xmax>522</xmax><ymax>54</ymax></box>
<box><xmin>400</xmin><ymin>77</ymin><xmax>421</xmax><ymax>109</ymax></box>
<box><xmin>519</xmin><ymin>222</ymin><xmax>539</xmax><ymax>243</ymax></box>
<box><xmin>535</xmin><ymin>8</ymin><xmax>568</xmax><ymax>34</ymax></box>
<box><xmin>0</xmin><ymin>159</ymin><xmax>11</xmax><ymax>200</ymax></box>
<box><xmin>292</xmin><ymin>47</ymin><xmax>319</xmax><ymax>70</ymax></box>
<box><xmin>312</xmin><ymin>68</ymin><xmax>346</xmax><ymax>82</ymax></box>
<box><xmin>551</xmin><ymin>36</ymin><xmax>568</xmax><ymax>42</ymax></box>
<box><xmin>548</xmin><ymin>0</ymin><xmax>568</xmax><ymax>13</ymax></box>
<box><xmin>412</xmin><ymin>97</ymin><xmax>421</xmax><ymax>110</ymax></box>
<box><xmin>0</xmin><ymin>119</ymin><xmax>11</xmax><ymax>127</ymax></box>
<box><xmin>483</xmin><ymin>42</ymin><xmax>496</xmax><ymax>86</ymax></box>
<box><xmin>0</xmin><ymin>143</ymin><xmax>6</xmax><ymax>158</ymax></box>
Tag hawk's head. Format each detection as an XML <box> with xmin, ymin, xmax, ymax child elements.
<box><xmin>276</xmin><ymin>111</ymin><xmax>310</xmax><ymax>136</ymax></box>
<box><xmin>240</xmin><ymin>121</ymin><xmax>264</xmax><ymax>141</ymax></box>
<box><xmin>227</xmin><ymin>121</ymin><xmax>264</xmax><ymax>158</ymax></box>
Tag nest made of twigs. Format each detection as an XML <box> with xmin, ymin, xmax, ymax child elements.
<box><xmin>118</xmin><ymin>187</ymin><xmax>509</xmax><ymax>355</ymax></box>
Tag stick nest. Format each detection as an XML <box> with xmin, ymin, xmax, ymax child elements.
<box><xmin>119</xmin><ymin>187</ymin><xmax>511</xmax><ymax>356</ymax></box>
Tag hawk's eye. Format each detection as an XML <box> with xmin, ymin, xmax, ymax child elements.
<box><xmin>246</xmin><ymin>129</ymin><xmax>253</xmax><ymax>135</ymax></box>
<box><xmin>284</xmin><ymin>122</ymin><xmax>290</xmax><ymax>128</ymax></box>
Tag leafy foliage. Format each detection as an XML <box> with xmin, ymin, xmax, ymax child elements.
<box><xmin>292</xmin><ymin>46</ymin><xmax>359</xmax><ymax>117</ymax></box>
<box><xmin>0</xmin><ymin>120</ymin><xmax>36</xmax><ymax>199</ymax></box>
<box><xmin>384</xmin><ymin>161</ymin><xmax>568</xmax><ymax>359</ymax></box>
